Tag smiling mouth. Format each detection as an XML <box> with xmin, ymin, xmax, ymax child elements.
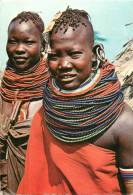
<box><xmin>59</xmin><ymin>75</ymin><xmax>76</xmax><ymax>82</ymax></box>
<box><xmin>14</xmin><ymin>57</ymin><xmax>27</xmax><ymax>64</ymax></box>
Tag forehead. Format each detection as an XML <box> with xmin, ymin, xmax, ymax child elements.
<box><xmin>50</xmin><ymin>25</ymin><xmax>91</xmax><ymax>47</ymax></box>
<box><xmin>8</xmin><ymin>19</ymin><xmax>40</xmax><ymax>35</ymax></box>
<box><xmin>50</xmin><ymin>25</ymin><xmax>88</xmax><ymax>41</ymax></box>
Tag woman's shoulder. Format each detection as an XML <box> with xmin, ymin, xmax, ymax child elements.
<box><xmin>113</xmin><ymin>102</ymin><xmax>133</xmax><ymax>140</ymax></box>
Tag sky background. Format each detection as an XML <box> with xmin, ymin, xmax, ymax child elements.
<box><xmin>0</xmin><ymin>0</ymin><xmax>133</xmax><ymax>71</ymax></box>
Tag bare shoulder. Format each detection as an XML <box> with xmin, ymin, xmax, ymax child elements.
<box><xmin>114</xmin><ymin>103</ymin><xmax>133</xmax><ymax>167</ymax></box>
<box><xmin>114</xmin><ymin>102</ymin><xmax>133</xmax><ymax>136</ymax></box>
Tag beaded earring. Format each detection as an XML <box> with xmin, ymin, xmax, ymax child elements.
<box><xmin>92</xmin><ymin>44</ymin><xmax>106</xmax><ymax>70</ymax></box>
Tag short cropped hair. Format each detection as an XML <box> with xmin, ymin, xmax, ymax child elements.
<box><xmin>51</xmin><ymin>7</ymin><xmax>94</xmax><ymax>45</ymax></box>
<box><xmin>9</xmin><ymin>11</ymin><xmax>44</xmax><ymax>33</ymax></box>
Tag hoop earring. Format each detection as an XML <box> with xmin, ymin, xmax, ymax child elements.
<box><xmin>92</xmin><ymin>44</ymin><xmax>106</xmax><ymax>70</ymax></box>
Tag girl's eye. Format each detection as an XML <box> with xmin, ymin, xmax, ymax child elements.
<box><xmin>25</xmin><ymin>41</ymin><xmax>35</xmax><ymax>45</ymax></box>
<box><xmin>8</xmin><ymin>40</ymin><xmax>17</xmax><ymax>44</ymax></box>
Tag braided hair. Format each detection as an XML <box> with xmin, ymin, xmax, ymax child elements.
<box><xmin>9</xmin><ymin>11</ymin><xmax>45</xmax><ymax>49</ymax></box>
<box><xmin>51</xmin><ymin>7</ymin><xmax>94</xmax><ymax>45</ymax></box>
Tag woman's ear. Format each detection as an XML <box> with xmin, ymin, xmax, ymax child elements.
<box><xmin>91</xmin><ymin>47</ymin><xmax>99</xmax><ymax>70</ymax></box>
<box><xmin>92</xmin><ymin>51</ymin><xmax>96</xmax><ymax>62</ymax></box>
<box><xmin>92</xmin><ymin>44</ymin><xmax>106</xmax><ymax>70</ymax></box>
<box><xmin>92</xmin><ymin>59</ymin><xmax>98</xmax><ymax>71</ymax></box>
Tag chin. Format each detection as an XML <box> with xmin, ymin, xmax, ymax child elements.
<box><xmin>61</xmin><ymin>83</ymin><xmax>79</xmax><ymax>90</ymax></box>
<box><xmin>14</xmin><ymin>65</ymin><xmax>29</xmax><ymax>72</ymax></box>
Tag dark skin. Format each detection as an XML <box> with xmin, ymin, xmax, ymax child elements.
<box><xmin>48</xmin><ymin>26</ymin><xmax>94</xmax><ymax>90</ymax></box>
<box><xmin>1</xmin><ymin>19</ymin><xmax>43</xmax><ymax>119</ymax></box>
<box><xmin>0</xmin><ymin>17</ymin><xmax>44</xmax><ymax>192</ymax></box>
<box><xmin>6</xmin><ymin>19</ymin><xmax>42</xmax><ymax>72</ymax></box>
<box><xmin>0</xmin><ymin>18</ymin><xmax>43</xmax><ymax>139</ymax></box>
<box><xmin>48</xmin><ymin>23</ymin><xmax>133</xmax><ymax>193</ymax></box>
<box><xmin>94</xmin><ymin>103</ymin><xmax>133</xmax><ymax>168</ymax></box>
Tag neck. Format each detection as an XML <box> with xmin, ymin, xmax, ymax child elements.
<box><xmin>8</xmin><ymin>57</ymin><xmax>42</xmax><ymax>75</ymax></box>
<box><xmin>51</xmin><ymin>68</ymin><xmax>101</xmax><ymax>97</ymax></box>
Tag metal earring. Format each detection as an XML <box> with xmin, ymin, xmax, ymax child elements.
<box><xmin>92</xmin><ymin>44</ymin><xmax>106</xmax><ymax>70</ymax></box>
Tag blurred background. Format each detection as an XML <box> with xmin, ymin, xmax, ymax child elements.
<box><xmin>0</xmin><ymin>0</ymin><xmax>133</xmax><ymax>71</ymax></box>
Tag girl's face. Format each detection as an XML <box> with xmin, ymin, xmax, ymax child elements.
<box><xmin>6</xmin><ymin>19</ymin><xmax>42</xmax><ymax>71</ymax></box>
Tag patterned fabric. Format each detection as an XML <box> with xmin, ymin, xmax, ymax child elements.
<box><xmin>1</xmin><ymin>57</ymin><xmax>49</xmax><ymax>102</ymax></box>
<box><xmin>43</xmin><ymin>63</ymin><xmax>124</xmax><ymax>143</ymax></box>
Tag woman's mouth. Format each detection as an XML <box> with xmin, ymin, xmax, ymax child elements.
<box><xmin>59</xmin><ymin>74</ymin><xmax>77</xmax><ymax>82</ymax></box>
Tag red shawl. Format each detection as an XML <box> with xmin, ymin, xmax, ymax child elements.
<box><xmin>17</xmin><ymin>107</ymin><xmax>121</xmax><ymax>195</ymax></box>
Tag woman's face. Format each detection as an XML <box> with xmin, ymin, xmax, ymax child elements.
<box><xmin>48</xmin><ymin>26</ymin><xmax>93</xmax><ymax>90</ymax></box>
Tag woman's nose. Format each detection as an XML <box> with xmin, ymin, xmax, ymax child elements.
<box><xmin>58</xmin><ymin>59</ymin><xmax>72</xmax><ymax>70</ymax></box>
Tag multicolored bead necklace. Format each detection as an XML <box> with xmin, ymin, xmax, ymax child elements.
<box><xmin>1</xmin><ymin>57</ymin><xmax>49</xmax><ymax>102</ymax></box>
<box><xmin>43</xmin><ymin>63</ymin><xmax>124</xmax><ymax>143</ymax></box>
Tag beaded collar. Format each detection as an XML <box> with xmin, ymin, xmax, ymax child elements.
<box><xmin>1</xmin><ymin>57</ymin><xmax>49</xmax><ymax>102</ymax></box>
<box><xmin>43</xmin><ymin>63</ymin><xmax>124</xmax><ymax>143</ymax></box>
<box><xmin>50</xmin><ymin>68</ymin><xmax>101</xmax><ymax>97</ymax></box>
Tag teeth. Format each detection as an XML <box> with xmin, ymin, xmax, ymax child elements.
<box><xmin>64</xmin><ymin>76</ymin><xmax>71</xmax><ymax>78</ymax></box>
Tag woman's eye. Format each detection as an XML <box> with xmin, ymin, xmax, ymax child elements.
<box><xmin>48</xmin><ymin>54</ymin><xmax>58</xmax><ymax>61</ymax></box>
<box><xmin>70</xmin><ymin>52</ymin><xmax>82</xmax><ymax>58</ymax></box>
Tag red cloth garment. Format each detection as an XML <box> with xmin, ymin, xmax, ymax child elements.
<box><xmin>17</xmin><ymin>107</ymin><xmax>121</xmax><ymax>195</ymax></box>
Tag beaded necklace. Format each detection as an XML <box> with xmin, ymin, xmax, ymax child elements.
<box><xmin>43</xmin><ymin>63</ymin><xmax>124</xmax><ymax>143</ymax></box>
<box><xmin>1</xmin><ymin>57</ymin><xmax>49</xmax><ymax>102</ymax></box>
